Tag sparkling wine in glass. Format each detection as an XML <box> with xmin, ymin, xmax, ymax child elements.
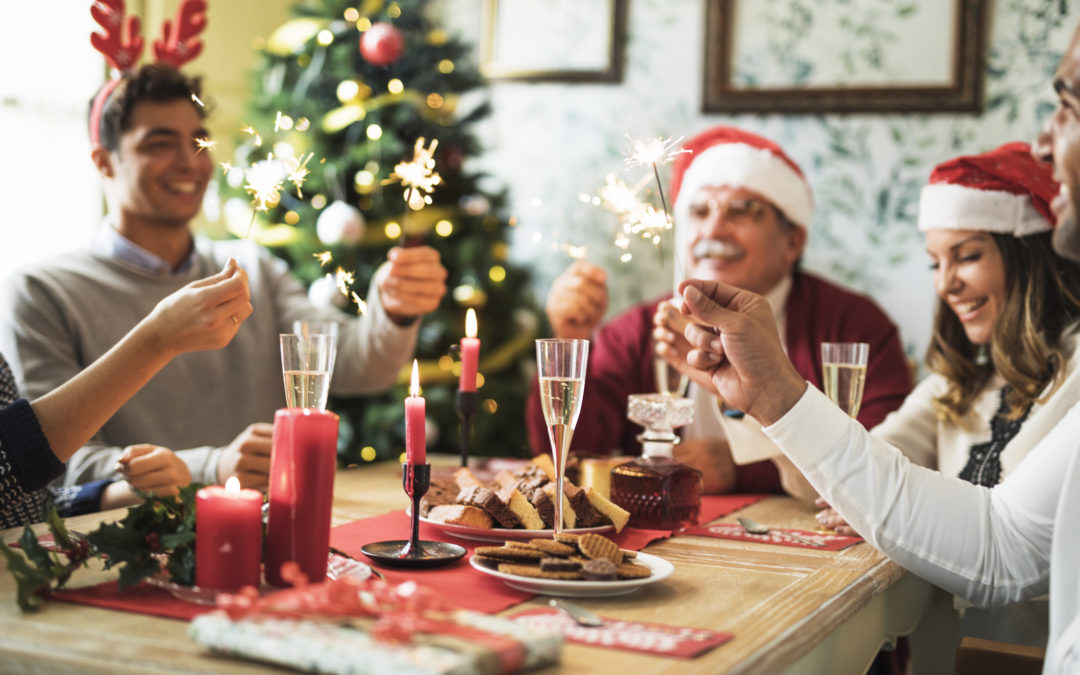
<box><xmin>821</xmin><ymin>342</ymin><xmax>869</xmax><ymax>418</ymax></box>
<box><xmin>280</xmin><ymin>333</ymin><xmax>337</xmax><ymax>410</ymax></box>
<box><xmin>536</xmin><ymin>338</ymin><xmax>589</xmax><ymax>537</ymax></box>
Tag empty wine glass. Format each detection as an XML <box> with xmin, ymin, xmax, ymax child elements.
<box><xmin>535</xmin><ymin>339</ymin><xmax>589</xmax><ymax>537</ymax></box>
<box><xmin>821</xmin><ymin>342</ymin><xmax>869</xmax><ymax>418</ymax></box>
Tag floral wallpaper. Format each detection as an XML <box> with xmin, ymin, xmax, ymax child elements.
<box><xmin>440</xmin><ymin>0</ymin><xmax>1076</xmax><ymax>367</ymax></box>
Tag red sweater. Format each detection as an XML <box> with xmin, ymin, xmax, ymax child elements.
<box><xmin>526</xmin><ymin>271</ymin><xmax>914</xmax><ymax>494</ymax></box>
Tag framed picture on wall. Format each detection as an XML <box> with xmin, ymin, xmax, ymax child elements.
<box><xmin>703</xmin><ymin>0</ymin><xmax>987</xmax><ymax>114</ymax></box>
<box><xmin>481</xmin><ymin>0</ymin><xmax>627</xmax><ymax>83</ymax></box>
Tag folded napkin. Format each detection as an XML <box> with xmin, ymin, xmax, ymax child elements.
<box><xmin>509</xmin><ymin>608</ymin><xmax>732</xmax><ymax>658</ymax></box>
<box><xmin>681</xmin><ymin>522</ymin><xmax>862</xmax><ymax>551</ymax></box>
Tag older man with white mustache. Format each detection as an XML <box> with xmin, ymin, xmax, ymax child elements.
<box><xmin>527</xmin><ymin>127</ymin><xmax>913</xmax><ymax>498</ymax></box>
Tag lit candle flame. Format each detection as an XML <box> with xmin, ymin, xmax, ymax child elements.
<box><xmin>465</xmin><ymin>307</ymin><xmax>477</xmax><ymax>338</ymax></box>
<box><xmin>409</xmin><ymin>359</ymin><xmax>421</xmax><ymax>397</ymax></box>
<box><xmin>225</xmin><ymin>476</ymin><xmax>241</xmax><ymax>494</ymax></box>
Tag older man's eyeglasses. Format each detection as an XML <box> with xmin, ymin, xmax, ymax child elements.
<box><xmin>688</xmin><ymin>198</ymin><xmax>771</xmax><ymax>224</ymax></box>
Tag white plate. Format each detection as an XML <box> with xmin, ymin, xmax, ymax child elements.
<box><xmin>469</xmin><ymin>551</ymin><xmax>674</xmax><ymax>598</ymax></box>
<box><xmin>420</xmin><ymin>516</ymin><xmax>613</xmax><ymax>542</ymax></box>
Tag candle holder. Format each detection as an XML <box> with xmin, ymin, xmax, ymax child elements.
<box><xmin>456</xmin><ymin>390</ymin><xmax>480</xmax><ymax>467</ymax></box>
<box><xmin>360</xmin><ymin>464</ymin><xmax>466</xmax><ymax>568</ymax></box>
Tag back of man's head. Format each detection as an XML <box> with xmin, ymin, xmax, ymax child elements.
<box><xmin>88</xmin><ymin>64</ymin><xmax>205</xmax><ymax>153</ymax></box>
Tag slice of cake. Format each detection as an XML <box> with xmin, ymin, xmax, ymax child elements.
<box><xmin>426</xmin><ymin>504</ymin><xmax>494</xmax><ymax>529</ymax></box>
<box><xmin>584</xmin><ymin>487</ymin><xmax>630</xmax><ymax>533</ymax></box>
<box><xmin>540</xmin><ymin>482</ymin><xmax>576</xmax><ymax>529</ymax></box>
<box><xmin>453</xmin><ymin>467</ymin><xmax>486</xmax><ymax>491</ymax></box>
<box><xmin>459</xmin><ymin>486</ymin><xmax>521</xmax><ymax>529</ymax></box>
<box><xmin>562</xmin><ymin>482</ymin><xmax>604</xmax><ymax>528</ymax></box>
<box><xmin>497</xmin><ymin>486</ymin><xmax>545</xmax><ymax>530</ymax></box>
<box><xmin>419</xmin><ymin>477</ymin><xmax>459</xmax><ymax>517</ymax></box>
<box><xmin>530</xmin><ymin>455</ymin><xmax>557</xmax><ymax>481</ymax></box>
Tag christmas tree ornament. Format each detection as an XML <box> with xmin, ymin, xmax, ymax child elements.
<box><xmin>316</xmin><ymin>201</ymin><xmax>366</xmax><ymax>245</ymax></box>
<box><xmin>359</xmin><ymin>22</ymin><xmax>405</xmax><ymax>66</ymax></box>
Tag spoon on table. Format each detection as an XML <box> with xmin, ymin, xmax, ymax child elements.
<box><xmin>549</xmin><ymin>598</ymin><xmax>604</xmax><ymax>627</ymax></box>
<box><xmin>737</xmin><ymin>516</ymin><xmax>826</xmax><ymax>548</ymax></box>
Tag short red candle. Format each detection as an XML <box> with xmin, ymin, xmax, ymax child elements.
<box><xmin>405</xmin><ymin>359</ymin><xmax>426</xmax><ymax>465</ymax></box>
<box><xmin>266</xmin><ymin>408</ymin><xmax>339</xmax><ymax>587</ymax></box>
<box><xmin>195</xmin><ymin>477</ymin><xmax>262</xmax><ymax>591</ymax></box>
<box><xmin>459</xmin><ymin>308</ymin><xmax>480</xmax><ymax>392</ymax></box>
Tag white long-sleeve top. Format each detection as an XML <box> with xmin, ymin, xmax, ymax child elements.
<box><xmin>765</xmin><ymin>385</ymin><xmax>1080</xmax><ymax>673</ymax></box>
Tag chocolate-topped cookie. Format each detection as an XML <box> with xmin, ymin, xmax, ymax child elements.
<box><xmin>581</xmin><ymin>558</ymin><xmax>617</xmax><ymax>581</ymax></box>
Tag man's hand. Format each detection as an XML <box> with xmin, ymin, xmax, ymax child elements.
<box><xmin>672</xmin><ymin>438</ymin><xmax>737</xmax><ymax>494</ymax></box>
<box><xmin>116</xmin><ymin>444</ymin><xmax>192</xmax><ymax>497</ymax></box>
<box><xmin>678</xmin><ymin>280</ymin><xmax>806</xmax><ymax>426</ymax></box>
<box><xmin>217</xmin><ymin>423</ymin><xmax>274</xmax><ymax>489</ymax></box>
<box><xmin>144</xmin><ymin>258</ymin><xmax>253</xmax><ymax>355</ymax></box>
<box><xmin>376</xmin><ymin>246</ymin><xmax>448</xmax><ymax>325</ymax></box>
<box><xmin>546</xmin><ymin>261</ymin><xmax>608</xmax><ymax>339</ymax></box>
<box><xmin>652</xmin><ymin>300</ymin><xmax>717</xmax><ymax>394</ymax></box>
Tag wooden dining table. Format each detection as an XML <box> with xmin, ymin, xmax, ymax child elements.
<box><xmin>0</xmin><ymin>456</ymin><xmax>933</xmax><ymax>674</ymax></box>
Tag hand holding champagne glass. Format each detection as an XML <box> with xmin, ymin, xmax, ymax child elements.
<box><xmin>821</xmin><ymin>342</ymin><xmax>869</xmax><ymax>418</ymax></box>
<box><xmin>535</xmin><ymin>338</ymin><xmax>589</xmax><ymax>537</ymax></box>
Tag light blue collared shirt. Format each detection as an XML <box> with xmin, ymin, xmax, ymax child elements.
<box><xmin>92</xmin><ymin>222</ymin><xmax>196</xmax><ymax>276</ymax></box>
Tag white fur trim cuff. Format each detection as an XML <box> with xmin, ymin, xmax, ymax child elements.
<box><xmin>673</xmin><ymin>143</ymin><xmax>814</xmax><ymax>231</ymax></box>
<box><xmin>918</xmin><ymin>183</ymin><xmax>1051</xmax><ymax>237</ymax></box>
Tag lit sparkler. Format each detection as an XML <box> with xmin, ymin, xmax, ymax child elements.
<box><xmin>191</xmin><ymin>93</ymin><xmax>205</xmax><ymax>107</ymax></box>
<box><xmin>351</xmin><ymin>291</ymin><xmax>367</xmax><ymax>316</ymax></box>
<box><xmin>334</xmin><ymin>267</ymin><xmax>355</xmax><ymax>297</ymax></box>
<box><xmin>194</xmin><ymin>137</ymin><xmax>216</xmax><ymax>154</ymax></box>
<box><xmin>241</xmin><ymin>125</ymin><xmax>263</xmax><ymax>147</ymax></box>
<box><xmin>286</xmin><ymin>152</ymin><xmax>314</xmax><ymax>198</ymax></box>
<box><xmin>313</xmin><ymin>250</ymin><xmax>333</xmax><ymax>266</ymax></box>
<box><xmin>388</xmin><ymin>137</ymin><xmax>442</xmax><ymax>211</ymax></box>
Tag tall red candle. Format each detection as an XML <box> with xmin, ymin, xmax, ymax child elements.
<box><xmin>195</xmin><ymin>477</ymin><xmax>262</xmax><ymax>591</ymax></box>
<box><xmin>405</xmin><ymin>359</ymin><xmax>426</xmax><ymax>465</ymax></box>
<box><xmin>266</xmin><ymin>408</ymin><xmax>339</xmax><ymax>587</ymax></box>
<box><xmin>459</xmin><ymin>308</ymin><xmax>480</xmax><ymax>392</ymax></box>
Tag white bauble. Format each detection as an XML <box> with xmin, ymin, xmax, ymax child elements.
<box><xmin>308</xmin><ymin>274</ymin><xmax>347</xmax><ymax>308</ymax></box>
<box><xmin>424</xmin><ymin>416</ymin><xmax>439</xmax><ymax>447</ymax></box>
<box><xmin>316</xmin><ymin>201</ymin><xmax>365</xmax><ymax>245</ymax></box>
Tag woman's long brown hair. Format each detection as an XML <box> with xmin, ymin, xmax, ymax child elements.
<box><xmin>927</xmin><ymin>231</ymin><xmax>1080</xmax><ymax>425</ymax></box>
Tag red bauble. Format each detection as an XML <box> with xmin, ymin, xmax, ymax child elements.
<box><xmin>359</xmin><ymin>23</ymin><xmax>405</xmax><ymax>67</ymax></box>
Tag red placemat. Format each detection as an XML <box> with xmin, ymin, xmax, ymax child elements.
<box><xmin>52</xmin><ymin>494</ymin><xmax>766</xmax><ymax>621</ymax></box>
<box><xmin>681</xmin><ymin>522</ymin><xmax>862</xmax><ymax>550</ymax></box>
<box><xmin>509</xmin><ymin>608</ymin><xmax>732</xmax><ymax>657</ymax></box>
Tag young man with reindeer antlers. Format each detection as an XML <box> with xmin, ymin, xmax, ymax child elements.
<box><xmin>0</xmin><ymin>0</ymin><xmax>447</xmax><ymax>493</ymax></box>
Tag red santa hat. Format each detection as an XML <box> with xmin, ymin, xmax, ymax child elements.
<box><xmin>670</xmin><ymin>126</ymin><xmax>814</xmax><ymax>232</ymax></box>
<box><xmin>918</xmin><ymin>142</ymin><xmax>1058</xmax><ymax>237</ymax></box>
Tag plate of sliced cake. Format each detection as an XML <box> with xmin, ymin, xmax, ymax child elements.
<box><xmin>417</xmin><ymin>456</ymin><xmax>630</xmax><ymax>543</ymax></box>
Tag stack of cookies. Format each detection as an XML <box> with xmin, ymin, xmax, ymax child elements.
<box><xmin>473</xmin><ymin>532</ymin><xmax>651</xmax><ymax>581</ymax></box>
<box><xmin>421</xmin><ymin>456</ymin><xmax>630</xmax><ymax>533</ymax></box>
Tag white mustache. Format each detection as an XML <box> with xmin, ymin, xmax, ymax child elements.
<box><xmin>692</xmin><ymin>239</ymin><xmax>744</xmax><ymax>259</ymax></box>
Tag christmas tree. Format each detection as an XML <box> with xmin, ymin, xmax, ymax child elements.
<box><xmin>226</xmin><ymin>0</ymin><xmax>541</xmax><ymax>463</ymax></box>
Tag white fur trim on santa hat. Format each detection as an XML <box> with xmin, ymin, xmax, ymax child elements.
<box><xmin>673</xmin><ymin>142</ymin><xmax>814</xmax><ymax>234</ymax></box>
<box><xmin>918</xmin><ymin>183</ymin><xmax>1051</xmax><ymax>237</ymax></box>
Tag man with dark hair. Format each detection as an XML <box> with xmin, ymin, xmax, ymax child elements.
<box><xmin>0</xmin><ymin>63</ymin><xmax>447</xmax><ymax>489</ymax></box>
<box><xmin>674</xmin><ymin>25</ymin><xmax>1080</xmax><ymax>671</ymax></box>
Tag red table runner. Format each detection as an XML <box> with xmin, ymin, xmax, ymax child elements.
<box><xmin>53</xmin><ymin>494</ymin><xmax>765</xmax><ymax>620</ymax></box>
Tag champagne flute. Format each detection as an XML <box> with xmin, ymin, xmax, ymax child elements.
<box><xmin>280</xmin><ymin>333</ymin><xmax>337</xmax><ymax>409</ymax></box>
<box><xmin>821</xmin><ymin>342</ymin><xmax>869</xmax><ymax>418</ymax></box>
<box><xmin>535</xmin><ymin>338</ymin><xmax>589</xmax><ymax>537</ymax></box>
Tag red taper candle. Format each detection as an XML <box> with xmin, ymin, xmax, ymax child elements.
<box><xmin>195</xmin><ymin>477</ymin><xmax>262</xmax><ymax>591</ymax></box>
<box><xmin>266</xmin><ymin>408</ymin><xmax>339</xmax><ymax>586</ymax></box>
<box><xmin>459</xmin><ymin>308</ymin><xmax>480</xmax><ymax>392</ymax></box>
<box><xmin>405</xmin><ymin>359</ymin><xmax>426</xmax><ymax>465</ymax></box>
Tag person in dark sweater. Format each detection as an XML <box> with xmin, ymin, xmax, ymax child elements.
<box><xmin>0</xmin><ymin>261</ymin><xmax>250</xmax><ymax>529</ymax></box>
<box><xmin>527</xmin><ymin>127</ymin><xmax>912</xmax><ymax>496</ymax></box>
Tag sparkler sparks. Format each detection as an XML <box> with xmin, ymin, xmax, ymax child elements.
<box><xmin>623</xmin><ymin>135</ymin><xmax>688</xmax><ymax>169</ymax></box>
<box><xmin>388</xmin><ymin>137</ymin><xmax>442</xmax><ymax>211</ymax></box>
<box><xmin>243</xmin><ymin>156</ymin><xmax>287</xmax><ymax>212</ymax></box>
<box><xmin>241</xmin><ymin>125</ymin><xmax>263</xmax><ymax>147</ymax></box>
<box><xmin>286</xmin><ymin>152</ymin><xmax>314</xmax><ymax>198</ymax></box>
<box><xmin>334</xmin><ymin>267</ymin><xmax>355</xmax><ymax>297</ymax></box>
<box><xmin>314</xmin><ymin>250</ymin><xmax>333</xmax><ymax>266</ymax></box>
<box><xmin>351</xmin><ymin>291</ymin><xmax>367</xmax><ymax>315</ymax></box>
<box><xmin>194</xmin><ymin>137</ymin><xmax>216</xmax><ymax>154</ymax></box>
<box><xmin>191</xmin><ymin>93</ymin><xmax>205</xmax><ymax>107</ymax></box>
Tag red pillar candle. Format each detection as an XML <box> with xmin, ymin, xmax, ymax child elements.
<box><xmin>195</xmin><ymin>477</ymin><xmax>262</xmax><ymax>591</ymax></box>
<box><xmin>459</xmin><ymin>308</ymin><xmax>480</xmax><ymax>392</ymax></box>
<box><xmin>266</xmin><ymin>408</ymin><xmax>339</xmax><ymax>587</ymax></box>
<box><xmin>405</xmin><ymin>359</ymin><xmax>426</xmax><ymax>465</ymax></box>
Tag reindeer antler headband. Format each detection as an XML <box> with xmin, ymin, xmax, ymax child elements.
<box><xmin>88</xmin><ymin>0</ymin><xmax>208</xmax><ymax>147</ymax></box>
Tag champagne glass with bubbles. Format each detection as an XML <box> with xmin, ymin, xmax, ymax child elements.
<box><xmin>280</xmin><ymin>333</ymin><xmax>337</xmax><ymax>410</ymax></box>
<box><xmin>821</xmin><ymin>342</ymin><xmax>869</xmax><ymax>418</ymax></box>
<box><xmin>536</xmin><ymin>339</ymin><xmax>589</xmax><ymax>537</ymax></box>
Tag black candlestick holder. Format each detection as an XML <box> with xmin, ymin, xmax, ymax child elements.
<box><xmin>360</xmin><ymin>463</ymin><xmax>466</xmax><ymax>568</ymax></box>
<box><xmin>456</xmin><ymin>390</ymin><xmax>480</xmax><ymax>467</ymax></box>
